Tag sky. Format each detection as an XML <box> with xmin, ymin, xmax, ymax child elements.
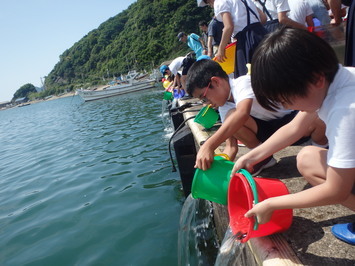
<box><xmin>0</xmin><ymin>0</ymin><xmax>137</xmax><ymax>102</ymax></box>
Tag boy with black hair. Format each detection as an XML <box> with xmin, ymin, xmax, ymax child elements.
<box><xmin>185</xmin><ymin>59</ymin><xmax>326</xmax><ymax>173</ymax></box>
<box><xmin>232</xmin><ymin>27</ymin><xmax>355</xmax><ymax>245</ymax></box>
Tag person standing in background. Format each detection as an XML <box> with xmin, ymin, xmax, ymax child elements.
<box><xmin>207</xmin><ymin>17</ymin><xmax>224</xmax><ymax>58</ymax></box>
<box><xmin>308</xmin><ymin>0</ymin><xmax>331</xmax><ymax>25</ymax></box>
<box><xmin>197</xmin><ymin>0</ymin><xmax>268</xmax><ymax>78</ymax></box>
<box><xmin>287</xmin><ymin>0</ymin><xmax>315</xmax><ymax>27</ymax></box>
<box><xmin>199</xmin><ymin>21</ymin><xmax>209</xmax><ymax>55</ymax></box>
<box><xmin>254</xmin><ymin>0</ymin><xmax>310</xmax><ymax>32</ymax></box>
<box><xmin>177</xmin><ymin>32</ymin><xmax>205</xmax><ymax>58</ymax></box>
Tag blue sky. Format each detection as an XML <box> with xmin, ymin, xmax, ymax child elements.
<box><xmin>0</xmin><ymin>0</ymin><xmax>137</xmax><ymax>102</ymax></box>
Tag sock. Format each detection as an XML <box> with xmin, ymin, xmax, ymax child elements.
<box><xmin>312</xmin><ymin>141</ymin><xmax>329</xmax><ymax>149</ymax></box>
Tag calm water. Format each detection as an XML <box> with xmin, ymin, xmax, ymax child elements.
<box><xmin>0</xmin><ymin>89</ymin><xmax>185</xmax><ymax>265</ymax></box>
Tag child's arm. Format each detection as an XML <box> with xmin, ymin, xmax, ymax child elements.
<box><xmin>195</xmin><ymin>99</ymin><xmax>253</xmax><ymax>170</ymax></box>
<box><xmin>232</xmin><ymin>111</ymin><xmax>317</xmax><ymax>175</ymax></box>
<box><xmin>278</xmin><ymin>11</ymin><xmax>308</xmax><ymax>30</ymax></box>
<box><xmin>245</xmin><ymin>167</ymin><xmax>355</xmax><ymax>224</ymax></box>
<box><xmin>215</xmin><ymin>12</ymin><xmax>233</xmax><ymax>63</ymax></box>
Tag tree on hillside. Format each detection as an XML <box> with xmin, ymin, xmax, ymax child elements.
<box><xmin>13</xmin><ymin>83</ymin><xmax>37</xmax><ymax>101</ymax></box>
<box><xmin>45</xmin><ymin>0</ymin><xmax>211</xmax><ymax>90</ymax></box>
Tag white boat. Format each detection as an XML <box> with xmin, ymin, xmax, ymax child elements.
<box><xmin>76</xmin><ymin>76</ymin><xmax>155</xmax><ymax>102</ymax></box>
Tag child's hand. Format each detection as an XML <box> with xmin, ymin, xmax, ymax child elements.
<box><xmin>244</xmin><ymin>200</ymin><xmax>274</xmax><ymax>224</ymax></box>
<box><xmin>195</xmin><ymin>144</ymin><xmax>214</xmax><ymax>171</ymax></box>
<box><xmin>231</xmin><ymin>154</ymin><xmax>255</xmax><ymax>177</ymax></box>
<box><xmin>215</xmin><ymin>50</ymin><xmax>226</xmax><ymax>63</ymax></box>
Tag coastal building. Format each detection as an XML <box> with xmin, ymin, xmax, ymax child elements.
<box><xmin>0</xmin><ymin>101</ymin><xmax>12</xmax><ymax>109</ymax></box>
<box><xmin>14</xmin><ymin>97</ymin><xmax>28</xmax><ymax>105</ymax></box>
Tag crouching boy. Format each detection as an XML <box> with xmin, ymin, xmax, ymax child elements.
<box><xmin>232</xmin><ymin>27</ymin><xmax>355</xmax><ymax>245</ymax></box>
<box><xmin>185</xmin><ymin>59</ymin><xmax>326</xmax><ymax>174</ymax></box>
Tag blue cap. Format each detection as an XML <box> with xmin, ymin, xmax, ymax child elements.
<box><xmin>196</xmin><ymin>55</ymin><xmax>211</xmax><ymax>61</ymax></box>
<box><xmin>159</xmin><ymin>65</ymin><xmax>169</xmax><ymax>75</ymax></box>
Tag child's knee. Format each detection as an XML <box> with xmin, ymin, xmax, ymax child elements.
<box><xmin>296</xmin><ymin>146</ymin><xmax>316</xmax><ymax>173</ymax></box>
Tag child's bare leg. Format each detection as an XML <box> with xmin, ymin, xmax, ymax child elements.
<box><xmin>297</xmin><ymin>146</ymin><xmax>355</xmax><ymax>210</ymax></box>
<box><xmin>234</xmin><ymin>117</ymin><xmax>261</xmax><ymax>148</ymax></box>
<box><xmin>307</xmin><ymin>117</ymin><xmax>328</xmax><ymax>146</ymax></box>
<box><xmin>223</xmin><ymin>137</ymin><xmax>238</xmax><ymax>161</ymax></box>
<box><xmin>224</xmin><ymin>110</ymin><xmax>259</xmax><ymax>153</ymax></box>
<box><xmin>297</xmin><ymin>146</ymin><xmax>327</xmax><ymax>185</ymax></box>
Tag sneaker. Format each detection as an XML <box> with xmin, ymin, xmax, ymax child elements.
<box><xmin>237</xmin><ymin>140</ymin><xmax>246</xmax><ymax>147</ymax></box>
<box><xmin>251</xmin><ymin>156</ymin><xmax>277</xmax><ymax>176</ymax></box>
<box><xmin>331</xmin><ymin>223</ymin><xmax>355</xmax><ymax>245</ymax></box>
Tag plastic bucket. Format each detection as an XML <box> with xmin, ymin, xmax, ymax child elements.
<box><xmin>213</xmin><ymin>42</ymin><xmax>236</xmax><ymax>75</ymax></box>
<box><xmin>228</xmin><ymin>170</ymin><xmax>293</xmax><ymax>243</ymax></box>
<box><xmin>191</xmin><ymin>156</ymin><xmax>234</xmax><ymax>205</ymax></box>
<box><xmin>163</xmin><ymin>91</ymin><xmax>173</xmax><ymax>100</ymax></box>
<box><xmin>194</xmin><ymin>105</ymin><xmax>219</xmax><ymax>129</ymax></box>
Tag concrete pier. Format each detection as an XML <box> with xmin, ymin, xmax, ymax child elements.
<box><xmin>177</xmin><ymin>98</ymin><xmax>355</xmax><ymax>265</ymax></box>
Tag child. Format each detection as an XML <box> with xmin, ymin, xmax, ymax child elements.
<box><xmin>177</xmin><ymin>32</ymin><xmax>204</xmax><ymax>58</ymax></box>
<box><xmin>160</xmin><ymin>54</ymin><xmax>196</xmax><ymax>95</ymax></box>
<box><xmin>232</xmin><ymin>27</ymin><xmax>355</xmax><ymax>245</ymax></box>
<box><xmin>197</xmin><ymin>0</ymin><xmax>267</xmax><ymax>78</ymax></box>
<box><xmin>185</xmin><ymin>59</ymin><xmax>326</xmax><ymax>173</ymax></box>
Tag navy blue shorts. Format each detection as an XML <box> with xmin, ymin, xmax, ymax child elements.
<box><xmin>253</xmin><ymin>110</ymin><xmax>310</xmax><ymax>144</ymax></box>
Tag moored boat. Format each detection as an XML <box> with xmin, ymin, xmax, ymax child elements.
<box><xmin>76</xmin><ymin>75</ymin><xmax>155</xmax><ymax>102</ymax></box>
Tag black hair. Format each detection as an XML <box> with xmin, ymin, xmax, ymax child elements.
<box><xmin>186</xmin><ymin>59</ymin><xmax>228</xmax><ymax>95</ymax></box>
<box><xmin>251</xmin><ymin>27</ymin><xmax>339</xmax><ymax>111</ymax></box>
<box><xmin>199</xmin><ymin>20</ymin><xmax>208</xmax><ymax>27</ymax></box>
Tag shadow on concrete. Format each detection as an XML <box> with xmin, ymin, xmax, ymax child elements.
<box><xmin>283</xmin><ymin>215</ymin><xmax>355</xmax><ymax>265</ymax></box>
<box><xmin>254</xmin><ymin>155</ymin><xmax>300</xmax><ymax>180</ymax></box>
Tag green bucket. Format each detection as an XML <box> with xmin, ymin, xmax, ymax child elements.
<box><xmin>194</xmin><ymin>105</ymin><xmax>219</xmax><ymax>129</ymax></box>
<box><xmin>163</xmin><ymin>91</ymin><xmax>173</xmax><ymax>100</ymax></box>
<box><xmin>191</xmin><ymin>156</ymin><xmax>234</xmax><ymax>205</ymax></box>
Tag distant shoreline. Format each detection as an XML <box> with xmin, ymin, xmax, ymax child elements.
<box><xmin>0</xmin><ymin>91</ymin><xmax>77</xmax><ymax>111</ymax></box>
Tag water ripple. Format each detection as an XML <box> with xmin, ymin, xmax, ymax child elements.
<box><xmin>0</xmin><ymin>90</ymin><xmax>183</xmax><ymax>265</ymax></box>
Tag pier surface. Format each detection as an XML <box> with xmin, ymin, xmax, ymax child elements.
<box><xmin>178</xmin><ymin>98</ymin><xmax>354</xmax><ymax>265</ymax></box>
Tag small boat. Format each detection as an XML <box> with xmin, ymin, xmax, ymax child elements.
<box><xmin>76</xmin><ymin>73</ymin><xmax>156</xmax><ymax>102</ymax></box>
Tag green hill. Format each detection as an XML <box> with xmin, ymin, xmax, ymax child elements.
<box><xmin>45</xmin><ymin>0</ymin><xmax>211</xmax><ymax>92</ymax></box>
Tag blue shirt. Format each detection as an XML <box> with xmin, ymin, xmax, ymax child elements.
<box><xmin>187</xmin><ymin>33</ymin><xmax>203</xmax><ymax>58</ymax></box>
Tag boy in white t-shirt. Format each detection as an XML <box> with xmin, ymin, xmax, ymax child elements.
<box><xmin>254</xmin><ymin>0</ymin><xmax>310</xmax><ymax>31</ymax></box>
<box><xmin>185</xmin><ymin>59</ymin><xmax>326</xmax><ymax>175</ymax></box>
<box><xmin>233</xmin><ymin>27</ymin><xmax>355</xmax><ymax>245</ymax></box>
<box><xmin>287</xmin><ymin>0</ymin><xmax>314</xmax><ymax>27</ymax></box>
<box><xmin>160</xmin><ymin>55</ymin><xmax>196</xmax><ymax>94</ymax></box>
<box><xmin>198</xmin><ymin>0</ymin><xmax>268</xmax><ymax>78</ymax></box>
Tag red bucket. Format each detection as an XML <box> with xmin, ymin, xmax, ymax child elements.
<box><xmin>228</xmin><ymin>172</ymin><xmax>293</xmax><ymax>243</ymax></box>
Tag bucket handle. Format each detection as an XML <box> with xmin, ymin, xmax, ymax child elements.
<box><xmin>237</xmin><ymin>169</ymin><xmax>259</xmax><ymax>230</ymax></box>
<box><xmin>201</xmin><ymin>104</ymin><xmax>211</xmax><ymax>117</ymax></box>
<box><xmin>214</xmin><ymin>153</ymin><xmax>231</xmax><ymax>161</ymax></box>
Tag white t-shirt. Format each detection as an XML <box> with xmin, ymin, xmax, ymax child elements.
<box><xmin>287</xmin><ymin>0</ymin><xmax>313</xmax><ymax>25</ymax></box>
<box><xmin>168</xmin><ymin>57</ymin><xmax>185</xmax><ymax>76</ymax></box>
<box><xmin>318</xmin><ymin>65</ymin><xmax>355</xmax><ymax>168</ymax></box>
<box><xmin>218</xmin><ymin>75</ymin><xmax>292</xmax><ymax>122</ymax></box>
<box><xmin>214</xmin><ymin>0</ymin><xmax>261</xmax><ymax>35</ymax></box>
<box><xmin>262</xmin><ymin>0</ymin><xmax>290</xmax><ymax>21</ymax></box>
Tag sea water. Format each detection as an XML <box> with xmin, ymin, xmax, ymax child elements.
<box><xmin>214</xmin><ymin>226</ymin><xmax>246</xmax><ymax>266</ymax></box>
<box><xmin>178</xmin><ymin>195</ymin><xmax>219</xmax><ymax>266</ymax></box>
<box><xmin>0</xmin><ymin>89</ymin><xmax>184</xmax><ymax>265</ymax></box>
